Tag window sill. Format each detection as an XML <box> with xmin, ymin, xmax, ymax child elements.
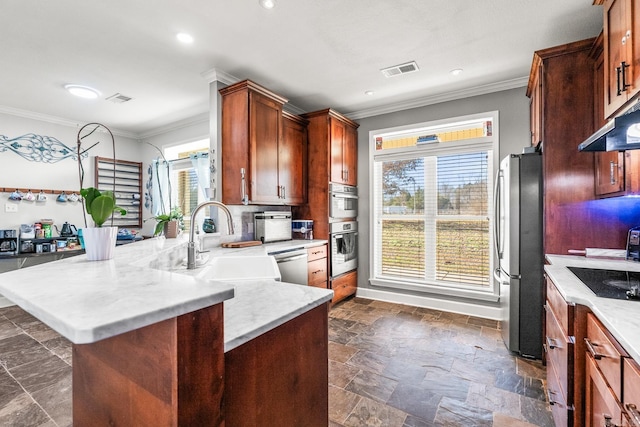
<box><xmin>369</xmin><ymin>278</ymin><xmax>499</xmax><ymax>303</ymax></box>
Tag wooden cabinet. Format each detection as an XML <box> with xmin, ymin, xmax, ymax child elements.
<box><xmin>304</xmin><ymin>109</ymin><xmax>358</xmax><ymax>187</ymax></box>
<box><xmin>220</xmin><ymin>80</ymin><xmax>306</xmax><ymax>206</ymax></box>
<box><xmin>280</xmin><ymin>112</ymin><xmax>308</xmax><ymax>205</ymax></box>
<box><xmin>603</xmin><ymin>0</ymin><xmax>640</xmax><ymax>119</ymax></box>
<box><xmin>585</xmin><ymin>313</ymin><xmax>629</xmax><ymax>427</ymax></box>
<box><xmin>307</xmin><ymin>244</ymin><xmax>328</xmax><ymax>289</ymax></box>
<box><xmin>331</xmin><ymin>270</ymin><xmax>357</xmax><ymax>304</ymax></box>
<box><xmin>545</xmin><ymin>276</ymin><xmax>589</xmax><ymax>427</ymax></box>
<box><xmin>623</xmin><ymin>358</ymin><xmax>640</xmax><ymax>426</ymax></box>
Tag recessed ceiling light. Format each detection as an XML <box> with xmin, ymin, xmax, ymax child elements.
<box><xmin>64</xmin><ymin>84</ymin><xmax>100</xmax><ymax>99</ymax></box>
<box><xmin>365</xmin><ymin>90</ymin><xmax>375</xmax><ymax>96</ymax></box>
<box><xmin>259</xmin><ymin>0</ymin><xmax>276</xmax><ymax>9</ymax></box>
<box><xmin>450</xmin><ymin>68</ymin><xmax>463</xmax><ymax>76</ymax></box>
<box><xmin>176</xmin><ymin>32</ymin><xmax>194</xmax><ymax>44</ymax></box>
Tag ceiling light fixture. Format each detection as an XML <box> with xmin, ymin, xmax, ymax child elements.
<box><xmin>176</xmin><ymin>32</ymin><xmax>194</xmax><ymax>44</ymax></box>
<box><xmin>365</xmin><ymin>91</ymin><xmax>375</xmax><ymax>96</ymax></box>
<box><xmin>450</xmin><ymin>68</ymin><xmax>463</xmax><ymax>76</ymax></box>
<box><xmin>64</xmin><ymin>84</ymin><xmax>100</xmax><ymax>99</ymax></box>
<box><xmin>259</xmin><ymin>0</ymin><xmax>276</xmax><ymax>9</ymax></box>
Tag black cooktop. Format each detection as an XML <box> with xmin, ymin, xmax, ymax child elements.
<box><xmin>568</xmin><ymin>267</ymin><xmax>640</xmax><ymax>301</ymax></box>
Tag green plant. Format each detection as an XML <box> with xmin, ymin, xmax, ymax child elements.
<box><xmin>150</xmin><ymin>206</ymin><xmax>184</xmax><ymax>236</ymax></box>
<box><xmin>80</xmin><ymin>187</ymin><xmax>127</xmax><ymax>227</ymax></box>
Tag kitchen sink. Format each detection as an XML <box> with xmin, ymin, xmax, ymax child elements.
<box><xmin>196</xmin><ymin>255</ymin><xmax>281</xmax><ymax>282</ymax></box>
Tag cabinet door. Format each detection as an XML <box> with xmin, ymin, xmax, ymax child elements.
<box><xmin>605</xmin><ymin>0</ymin><xmax>632</xmax><ymax>117</ymax></box>
<box><xmin>530</xmin><ymin>66</ymin><xmax>543</xmax><ymax>147</ymax></box>
<box><xmin>596</xmin><ymin>152</ymin><xmax>625</xmax><ymax>196</ymax></box>
<box><xmin>250</xmin><ymin>92</ymin><xmax>282</xmax><ymax>204</ymax></box>
<box><xmin>586</xmin><ymin>353</ymin><xmax>623</xmax><ymax>427</ymax></box>
<box><xmin>343</xmin><ymin>125</ymin><xmax>357</xmax><ymax>186</ymax></box>
<box><xmin>330</xmin><ymin>118</ymin><xmax>346</xmax><ymax>183</ymax></box>
<box><xmin>280</xmin><ymin>115</ymin><xmax>306</xmax><ymax>205</ymax></box>
<box><xmin>623</xmin><ymin>358</ymin><xmax>640</xmax><ymax>427</ymax></box>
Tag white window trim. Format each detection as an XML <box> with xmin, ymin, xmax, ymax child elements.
<box><xmin>368</xmin><ymin>111</ymin><xmax>500</xmax><ymax>302</ymax></box>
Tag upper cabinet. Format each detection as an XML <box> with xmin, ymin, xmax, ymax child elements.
<box><xmin>603</xmin><ymin>0</ymin><xmax>640</xmax><ymax>118</ymax></box>
<box><xmin>305</xmin><ymin>109</ymin><xmax>359</xmax><ymax>186</ymax></box>
<box><xmin>220</xmin><ymin>80</ymin><xmax>307</xmax><ymax>206</ymax></box>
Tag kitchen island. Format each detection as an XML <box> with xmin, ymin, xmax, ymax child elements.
<box><xmin>0</xmin><ymin>236</ymin><xmax>333</xmax><ymax>426</ymax></box>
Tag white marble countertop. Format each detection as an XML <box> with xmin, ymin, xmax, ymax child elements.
<box><xmin>545</xmin><ymin>254</ymin><xmax>640</xmax><ymax>362</ymax></box>
<box><xmin>0</xmin><ymin>236</ymin><xmax>333</xmax><ymax>350</ymax></box>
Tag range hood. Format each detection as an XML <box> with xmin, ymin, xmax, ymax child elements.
<box><xmin>579</xmin><ymin>107</ymin><xmax>640</xmax><ymax>151</ymax></box>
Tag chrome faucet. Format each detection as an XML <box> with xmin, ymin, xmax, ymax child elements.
<box><xmin>187</xmin><ymin>201</ymin><xmax>235</xmax><ymax>269</ymax></box>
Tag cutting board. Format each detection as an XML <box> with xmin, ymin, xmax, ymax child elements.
<box><xmin>221</xmin><ymin>240</ymin><xmax>263</xmax><ymax>248</ymax></box>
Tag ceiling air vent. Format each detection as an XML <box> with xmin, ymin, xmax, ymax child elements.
<box><xmin>380</xmin><ymin>61</ymin><xmax>420</xmax><ymax>78</ymax></box>
<box><xmin>106</xmin><ymin>93</ymin><xmax>132</xmax><ymax>103</ymax></box>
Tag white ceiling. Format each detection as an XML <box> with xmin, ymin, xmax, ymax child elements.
<box><xmin>1</xmin><ymin>0</ymin><xmax>603</xmax><ymax>137</ymax></box>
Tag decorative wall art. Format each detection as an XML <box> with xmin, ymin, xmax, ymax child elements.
<box><xmin>0</xmin><ymin>133</ymin><xmax>88</xmax><ymax>163</ymax></box>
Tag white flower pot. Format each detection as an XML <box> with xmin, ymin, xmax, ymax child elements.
<box><xmin>81</xmin><ymin>227</ymin><xmax>117</xmax><ymax>261</ymax></box>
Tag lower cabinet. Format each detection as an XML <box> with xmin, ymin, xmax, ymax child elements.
<box><xmin>623</xmin><ymin>358</ymin><xmax>640</xmax><ymax>426</ymax></box>
<box><xmin>331</xmin><ymin>270</ymin><xmax>357</xmax><ymax>304</ymax></box>
<box><xmin>307</xmin><ymin>244</ymin><xmax>328</xmax><ymax>288</ymax></box>
<box><xmin>586</xmin><ymin>353</ymin><xmax>623</xmax><ymax>427</ymax></box>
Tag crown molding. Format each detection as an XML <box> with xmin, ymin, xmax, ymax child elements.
<box><xmin>345</xmin><ymin>76</ymin><xmax>529</xmax><ymax>120</ymax></box>
<box><xmin>200</xmin><ymin>68</ymin><xmax>238</xmax><ymax>85</ymax></box>
<box><xmin>0</xmin><ymin>104</ymin><xmax>136</xmax><ymax>139</ymax></box>
<box><xmin>137</xmin><ymin>112</ymin><xmax>210</xmax><ymax>140</ymax></box>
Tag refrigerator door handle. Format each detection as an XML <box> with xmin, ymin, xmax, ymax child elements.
<box><xmin>493</xmin><ymin>169</ymin><xmax>504</xmax><ymax>259</ymax></box>
<box><xmin>494</xmin><ymin>267</ymin><xmax>521</xmax><ymax>283</ymax></box>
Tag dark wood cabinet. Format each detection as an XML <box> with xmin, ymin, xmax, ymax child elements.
<box><xmin>220</xmin><ymin>80</ymin><xmax>306</xmax><ymax>206</ymax></box>
<box><xmin>603</xmin><ymin>0</ymin><xmax>640</xmax><ymax>119</ymax></box>
<box><xmin>326</xmin><ymin>111</ymin><xmax>358</xmax><ymax>186</ymax></box>
<box><xmin>623</xmin><ymin>358</ymin><xmax>640</xmax><ymax>426</ymax></box>
<box><xmin>331</xmin><ymin>270</ymin><xmax>357</xmax><ymax>304</ymax></box>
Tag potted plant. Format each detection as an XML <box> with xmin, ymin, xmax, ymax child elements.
<box><xmin>80</xmin><ymin>187</ymin><xmax>127</xmax><ymax>260</ymax></box>
<box><xmin>150</xmin><ymin>206</ymin><xmax>183</xmax><ymax>238</ymax></box>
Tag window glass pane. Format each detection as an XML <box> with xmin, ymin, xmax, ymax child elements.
<box><xmin>381</xmin><ymin>219</ymin><xmax>425</xmax><ymax>279</ymax></box>
<box><xmin>437</xmin><ymin>153</ymin><xmax>488</xmax><ymax>215</ymax></box>
<box><xmin>436</xmin><ymin>219</ymin><xmax>490</xmax><ymax>287</ymax></box>
<box><xmin>382</xmin><ymin>158</ymin><xmax>424</xmax><ymax>215</ymax></box>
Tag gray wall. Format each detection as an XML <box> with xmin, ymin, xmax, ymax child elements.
<box><xmin>355</xmin><ymin>87</ymin><xmax>530</xmax><ymax>305</ymax></box>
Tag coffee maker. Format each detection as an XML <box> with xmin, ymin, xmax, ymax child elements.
<box><xmin>626</xmin><ymin>226</ymin><xmax>640</xmax><ymax>261</ymax></box>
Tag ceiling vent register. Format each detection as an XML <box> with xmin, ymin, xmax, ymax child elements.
<box><xmin>380</xmin><ymin>61</ymin><xmax>419</xmax><ymax>78</ymax></box>
<box><xmin>106</xmin><ymin>93</ymin><xmax>132</xmax><ymax>103</ymax></box>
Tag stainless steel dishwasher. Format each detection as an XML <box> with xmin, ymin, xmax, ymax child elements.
<box><xmin>273</xmin><ymin>249</ymin><xmax>308</xmax><ymax>285</ymax></box>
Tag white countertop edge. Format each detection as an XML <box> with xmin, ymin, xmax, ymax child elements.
<box><xmin>545</xmin><ymin>255</ymin><xmax>640</xmax><ymax>362</ymax></box>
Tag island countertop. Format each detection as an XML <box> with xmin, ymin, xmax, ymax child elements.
<box><xmin>545</xmin><ymin>254</ymin><xmax>640</xmax><ymax>362</ymax></box>
<box><xmin>0</xmin><ymin>236</ymin><xmax>333</xmax><ymax>350</ymax></box>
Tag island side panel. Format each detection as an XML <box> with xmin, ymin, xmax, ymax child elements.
<box><xmin>73</xmin><ymin>303</ymin><xmax>225</xmax><ymax>426</ymax></box>
<box><xmin>224</xmin><ymin>302</ymin><xmax>329</xmax><ymax>427</ymax></box>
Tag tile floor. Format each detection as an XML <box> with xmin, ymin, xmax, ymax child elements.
<box><xmin>0</xmin><ymin>298</ymin><xmax>553</xmax><ymax>426</ymax></box>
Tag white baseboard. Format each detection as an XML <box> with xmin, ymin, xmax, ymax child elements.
<box><xmin>355</xmin><ymin>287</ymin><xmax>501</xmax><ymax>320</ymax></box>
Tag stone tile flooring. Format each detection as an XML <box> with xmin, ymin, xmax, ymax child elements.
<box><xmin>0</xmin><ymin>298</ymin><xmax>553</xmax><ymax>426</ymax></box>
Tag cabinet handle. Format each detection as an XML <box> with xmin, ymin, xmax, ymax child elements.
<box><xmin>622</xmin><ymin>61</ymin><xmax>631</xmax><ymax>92</ymax></box>
<box><xmin>312</xmin><ymin>269</ymin><xmax>324</xmax><ymax>275</ymax></box>
<box><xmin>546</xmin><ymin>336</ymin><xmax>559</xmax><ymax>350</ymax></box>
<box><xmin>610</xmin><ymin>161</ymin><xmax>617</xmax><ymax>185</ymax></box>
<box><xmin>626</xmin><ymin>403</ymin><xmax>640</xmax><ymax>427</ymax></box>
<box><xmin>585</xmin><ymin>338</ymin><xmax>605</xmax><ymax>360</ymax></box>
<box><xmin>240</xmin><ymin>168</ymin><xmax>249</xmax><ymax>205</ymax></box>
<box><xmin>617</xmin><ymin>66</ymin><xmax>624</xmax><ymax>96</ymax></box>
<box><xmin>281</xmin><ymin>185</ymin><xmax>286</xmax><ymax>199</ymax></box>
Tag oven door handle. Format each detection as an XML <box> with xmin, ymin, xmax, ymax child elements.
<box><xmin>331</xmin><ymin>193</ymin><xmax>358</xmax><ymax>200</ymax></box>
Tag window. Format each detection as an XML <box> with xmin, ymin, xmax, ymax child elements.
<box><xmin>370</xmin><ymin>112</ymin><xmax>498</xmax><ymax>301</ymax></box>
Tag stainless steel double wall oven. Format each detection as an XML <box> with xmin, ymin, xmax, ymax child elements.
<box><xmin>329</xmin><ymin>184</ymin><xmax>358</xmax><ymax>278</ymax></box>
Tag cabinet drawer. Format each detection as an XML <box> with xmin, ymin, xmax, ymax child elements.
<box><xmin>546</xmin><ymin>276</ymin><xmax>573</xmax><ymax>335</ymax></box>
<box><xmin>586</xmin><ymin>313</ymin><xmax>627</xmax><ymax>401</ymax></box>
<box><xmin>586</xmin><ymin>353</ymin><xmax>623</xmax><ymax>427</ymax></box>
<box><xmin>307</xmin><ymin>258</ymin><xmax>327</xmax><ymax>287</ymax></box>
<box><xmin>547</xmin><ymin>360</ymin><xmax>570</xmax><ymax>427</ymax></box>
<box><xmin>307</xmin><ymin>245</ymin><xmax>327</xmax><ymax>262</ymax></box>
<box><xmin>624</xmin><ymin>358</ymin><xmax>640</xmax><ymax>427</ymax></box>
<box><xmin>545</xmin><ymin>302</ymin><xmax>572</xmax><ymax>400</ymax></box>
<box><xmin>331</xmin><ymin>270</ymin><xmax>357</xmax><ymax>303</ymax></box>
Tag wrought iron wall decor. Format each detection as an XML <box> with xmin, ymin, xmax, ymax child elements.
<box><xmin>0</xmin><ymin>133</ymin><xmax>87</xmax><ymax>163</ymax></box>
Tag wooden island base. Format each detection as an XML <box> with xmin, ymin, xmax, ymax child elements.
<box><xmin>73</xmin><ymin>304</ymin><xmax>225</xmax><ymax>426</ymax></box>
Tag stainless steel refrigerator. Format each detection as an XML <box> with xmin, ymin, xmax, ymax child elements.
<box><xmin>494</xmin><ymin>152</ymin><xmax>543</xmax><ymax>359</ymax></box>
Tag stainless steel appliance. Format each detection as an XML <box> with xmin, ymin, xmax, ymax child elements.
<box><xmin>329</xmin><ymin>183</ymin><xmax>358</xmax><ymax>219</ymax></box>
<box><xmin>579</xmin><ymin>106</ymin><xmax>640</xmax><ymax>152</ymax></box>
<box><xmin>254</xmin><ymin>211</ymin><xmax>292</xmax><ymax>243</ymax></box>
<box><xmin>627</xmin><ymin>226</ymin><xmax>640</xmax><ymax>260</ymax></box>
<box><xmin>330</xmin><ymin>221</ymin><xmax>358</xmax><ymax>277</ymax></box>
<box><xmin>273</xmin><ymin>249</ymin><xmax>308</xmax><ymax>285</ymax></box>
<box><xmin>0</xmin><ymin>229</ymin><xmax>18</xmax><ymax>255</ymax></box>
<box><xmin>568</xmin><ymin>267</ymin><xmax>640</xmax><ymax>300</ymax></box>
<box><xmin>494</xmin><ymin>153</ymin><xmax>543</xmax><ymax>359</ymax></box>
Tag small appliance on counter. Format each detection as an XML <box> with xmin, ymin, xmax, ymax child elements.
<box><xmin>20</xmin><ymin>224</ymin><xmax>35</xmax><ymax>239</ymax></box>
<box><xmin>292</xmin><ymin>220</ymin><xmax>313</xmax><ymax>240</ymax></box>
<box><xmin>254</xmin><ymin>211</ymin><xmax>292</xmax><ymax>243</ymax></box>
<box><xmin>627</xmin><ymin>226</ymin><xmax>640</xmax><ymax>261</ymax></box>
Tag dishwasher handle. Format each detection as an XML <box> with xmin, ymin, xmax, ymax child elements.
<box><xmin>276</xmin><ymin>253</ymin><xmax>307</xmax><ymax>263</ymax></box>
<box><xmin>273</xmin><ymin>249</ymin><xmax>308</xmax><ymax>263</ymax></box>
